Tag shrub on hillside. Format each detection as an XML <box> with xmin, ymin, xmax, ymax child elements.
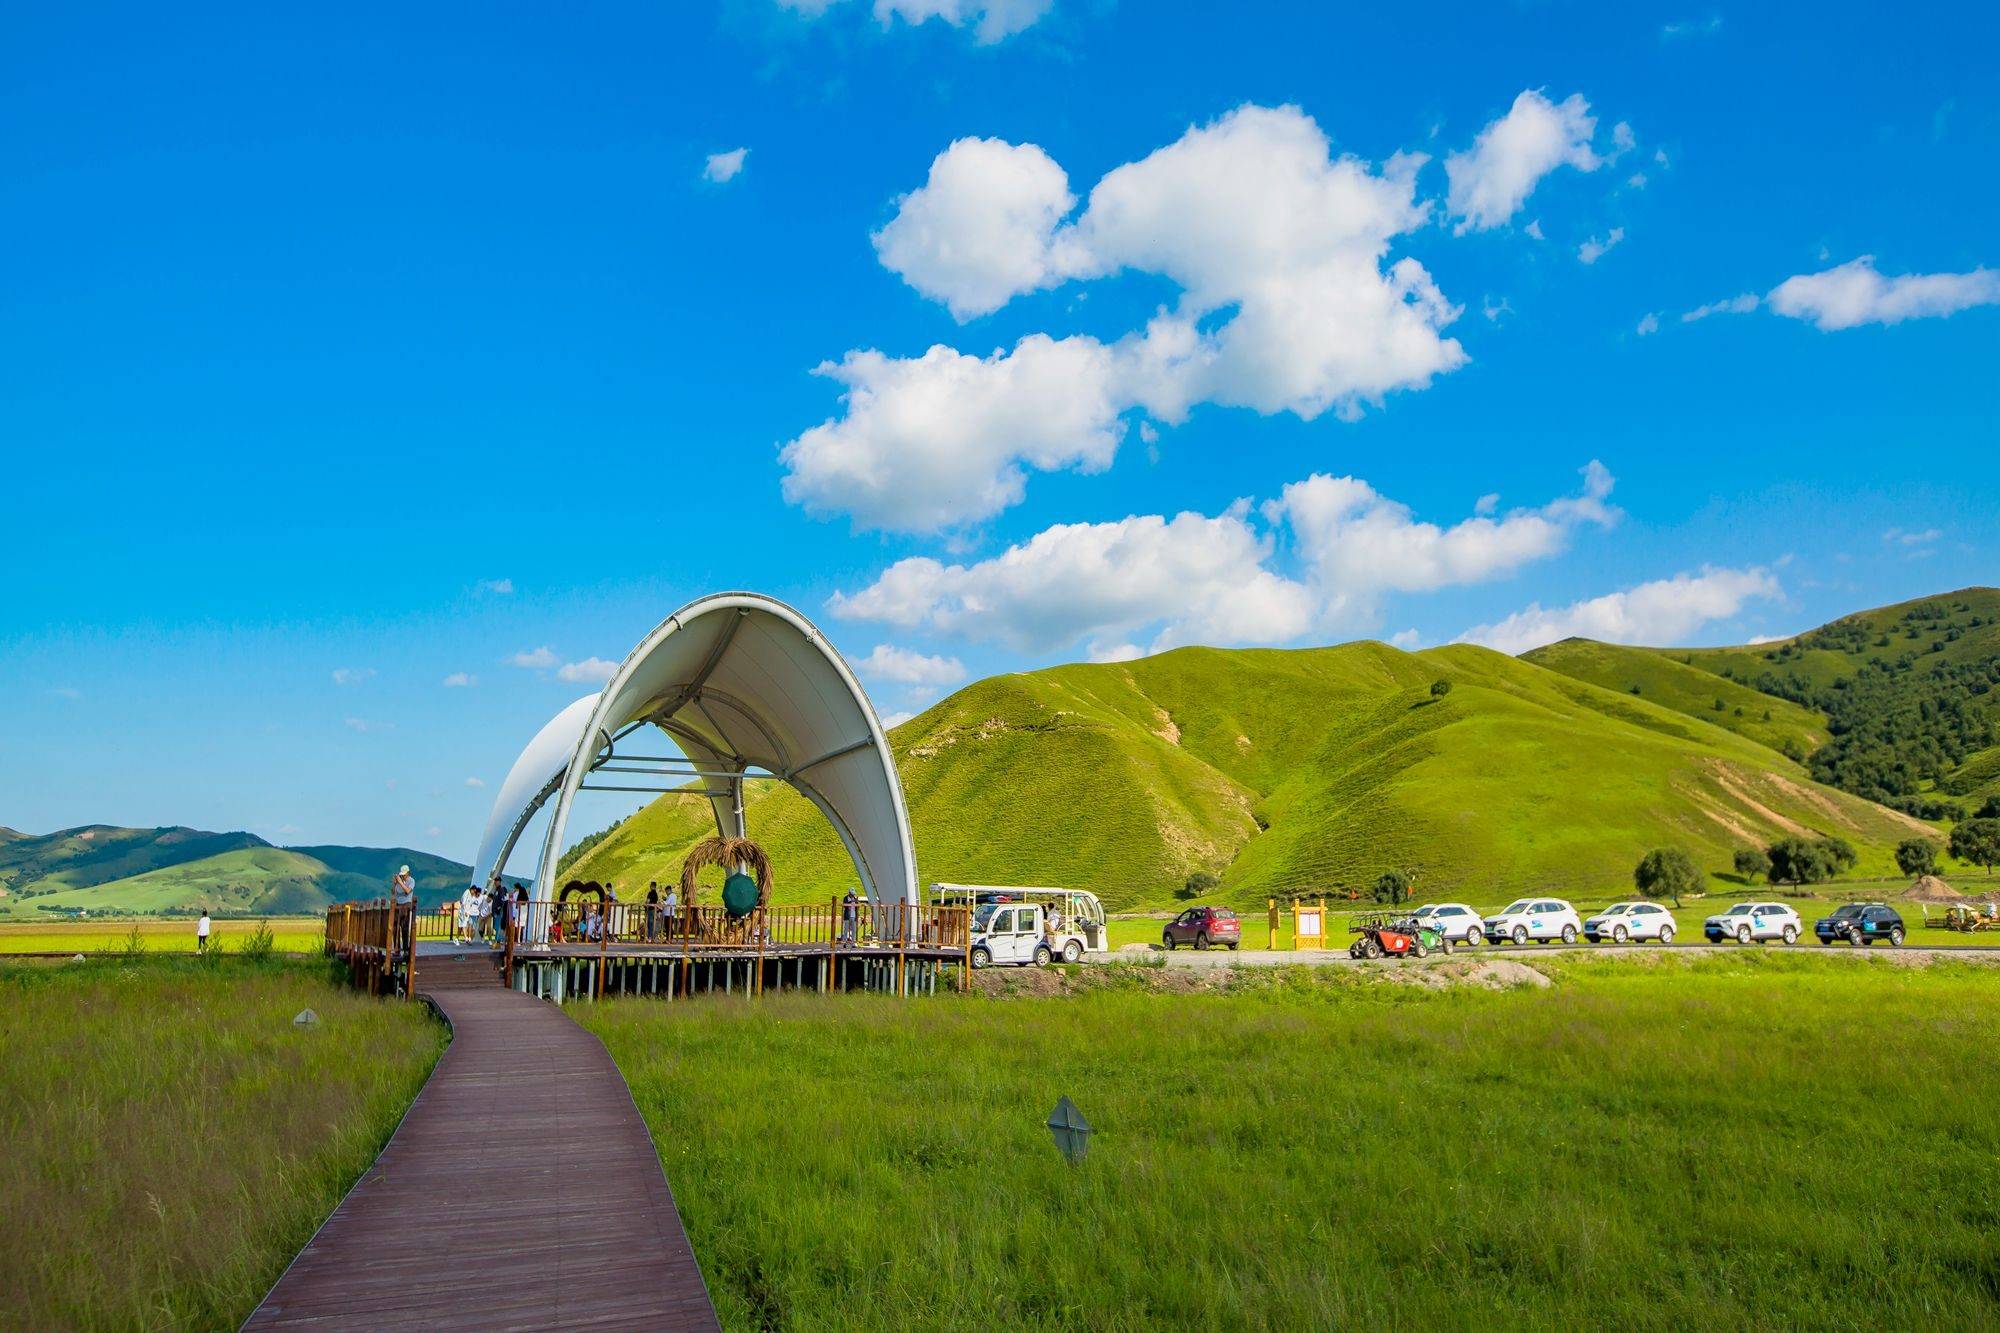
<box><xmin>1371</xmin><ymin>870</ymin><xmax>1411</xmax><ymax>906</ymax></box>
<box><xmin>1949</xmin><ymin>819</ymin><xmax>2000</xmax><ymax>874</ymax></box>
<box><xmin>1894</xmin><ymin>839</ymin><xmax>1938</xmax><ymax>879</ymax></box>
<box><xmin>1764</xmin><ymin>836</ymin><xmax>1858</xmax><ymax>888</ymax></box>
<box><xmin>1733</xmin><ymin>847</ymin><xmax>1771</xmax><ymax>884</ymax></box>
<box><xmin>1635</xmin><ymin>848</ymin><xmax>1702</xmax><ymax>907</ymax></box>
<box><xmin>1179</xmin><ymin>871</ymin><xmax>1219</xmax><ymax>901</ymax></box>
<box><xmin>1429</xmin><ymin>679</ymin><xmax>1452</xmax><ymax>700</ymax></box>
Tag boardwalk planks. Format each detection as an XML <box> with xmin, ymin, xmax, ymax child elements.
<box><xmin>246</xmin><ymin>967</ymin><xmax>718</xmax><ymax>1330</ymax></box>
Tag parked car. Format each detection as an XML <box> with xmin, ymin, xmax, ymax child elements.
<box><xmin>1705</xmin><ymin>901</ymin><xmax>1803</xmax><ymax>945</ymax></box>
<box><xmin>1583</xmin><ymin>901</ymin><xmax>1677</xmax><ymax>944</ymax></box>
<box><xmin>1411</xmin><ymin>902</ymin><xmax>1486</xmax><ymax>946</ymax></box>
<box><xmin>1163</xmin><ymin>905</ymin><xmax>1241</xmax><ymax>951</ymax></box>
<box><xmin>969</xmin><ymin>901</ymin><xmax>1089</xmax><ymax>967</ymax></box>
<box><xmin>1813</xmin><ymin>902</ymin><xmax>1906</xmax><ymax>947</ymax></box>
<box><xmin>1481</xmin><ymin>898</ymin><xmax>1582</xmax><ymax>946</ymax></box>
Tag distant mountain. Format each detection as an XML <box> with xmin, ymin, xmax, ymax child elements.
<box><xmin>0</xmin><ymin>826</ymin><xmax>477</xmax><ymax>919</ymax></box>
<box><xmin>569</xmin><ymin>636</ymin><xmax>1931</xmax><ymax>911</ymax></box>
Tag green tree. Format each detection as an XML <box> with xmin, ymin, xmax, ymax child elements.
<box><xmin>1634</xmin><ymin>848</ymin><xmax>1703</xmax><ymax>907</ymax></box>
<box><xmin>1766</xmin><ymin>837</ymin><xmax>1836</xmax><ymax>887</ymax></box>
<box><xmin>1817</xmin><ymin>837</ymin><xmax>1858</xmax><ymax>874</ymax></box>
<box><xmin>1733</xmin><ymin>847</ymin><xmax>1771</xmax><ymax>884</ymax></box>
<box><xmin>1894</xmin><ymin>839</ymin><xmax>1938</xmax><ymax>879</ymax></box>
<box><xmin>1429</xmin><ymin>679</ymin><xmax>1453</xmax><ymax>700</ymax></box>
<box><xmin>1179</xmin><ymin>870</ymin><xmax>1219</xmax><ymax>901</ymax></box>
<box><xmin>1949</xmin><ymin>819</ymin><xmax>2000</xmax><ymax>874</ymax></box>
<box><xmin>1977</xmin><ymin>796</ymin><xmax>2000</xmax><ymax>820</ymax></box>
<box><xmin>1372</xmin><ymin>869</ymin><xmax>1412</xmax><ymax>906</ymax></box>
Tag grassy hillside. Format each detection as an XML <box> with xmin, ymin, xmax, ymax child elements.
<box><xmin>0</xmin><ymin>827</ymin><xmax>477</xmax><ymax>919</ymax></box>
<box><xmin>569</xmin><ymin>640</ymin><xmax>1930</xmax><ymax>911</ymax></box>
<box><xmin>1523</xmin><ymin>638</ymin><xmax>1827</xmax><ymax>756</ymax></box>
<box><xmin>1532</xmin><ymin>588</ymin><xmax>2000</xmax><ymax>808</ymax></box>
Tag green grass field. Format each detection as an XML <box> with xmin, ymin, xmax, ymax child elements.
<box><xmin>0</xmin><ymin>957</ymin><xmax>441</xmax><ymax>1329</ymax></box>
<box><xmin>0</xmin><ymin>917</ymin><xmax>325</xmax><ymax>954</ymax></box>
<box><xmin>582</xmin><ymin>954</ymin><xmax>2000</xmax><ymax>1328</ymax></box>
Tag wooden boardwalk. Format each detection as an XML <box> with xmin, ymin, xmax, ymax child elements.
<box><xmin>246</xmin><ymin>960</ymin><xmax>718</xmax><ymax>1330</ymax></box>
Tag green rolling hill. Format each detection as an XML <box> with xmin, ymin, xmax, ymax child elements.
<box><xmin>0</xmin><ymin>828</ymin><xmax>478</xmax><ymax>920</ymax></box>
<box><xmin>569</xmin><ymin>637</ymin><xmax>1934</xmax><ymax>911</ymax></box>
<box><xmin>1531</xmin><ymin>587</ymin><xmax>2000</xmax><ymax>809</ymax></box>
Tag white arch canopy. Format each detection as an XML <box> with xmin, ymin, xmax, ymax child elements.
<box><xmin>472</xmin><ymin>592</ymin><xmax>918</xmax><ymax>910</ymax></box>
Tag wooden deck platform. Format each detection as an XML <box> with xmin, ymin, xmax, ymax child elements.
<box><xmin>245</xmin><ymin>971</ymin><xmax>718</xmax><ymax>1330</ymax></box>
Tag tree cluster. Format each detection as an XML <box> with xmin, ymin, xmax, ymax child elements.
<box><xmin>1762</xmin><ymin>836</ymin><xmax>1858</xmax><ymax>887</ymax></box>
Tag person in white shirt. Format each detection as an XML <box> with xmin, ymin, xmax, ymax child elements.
<box><xmin>458</xmin><ymin>885</ymin><xmax>481</xmax><ymax>944</ymax></box>
<box><xmin>196</xmin><ymin>910</ymin><xmax>211</xmax><ymax>954</ymax></box>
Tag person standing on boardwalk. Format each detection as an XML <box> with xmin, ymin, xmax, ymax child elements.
<box><xmin>663</xmin><ymin>883</ymin><xmax>680</xmax><ymax>937</ymax></box>
<box><xmin>196</xmin><ymin>909</ymin><xmax>211</xmax><ymax>954</ymax></box>
<box><xmin>841</xmin><ymin>887</ymin><xmax>860</xmax><ymax>944</ymax></box>
<box><xmin>458</xmin><ymin>884</ymin><xmax>481</xmax><ymax>945</ymax></box>
<box><xmin>391</xmin><ymin>865</ymin><xmax>416</xmax><ymax>956</ymax></box>
<box><xmin>645</xmin><ymin>884</ymin><xmax>661</xmax><ymax>942</ymax></box>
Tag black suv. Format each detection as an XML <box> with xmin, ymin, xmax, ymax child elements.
<box><xmin>1814</xmin><ymin>902</ymin><xmax>1905</xmax><ymax>947</ymax></box>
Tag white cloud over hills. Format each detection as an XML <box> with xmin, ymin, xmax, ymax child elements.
<box><xmin>1455</xmin><ymin>566</ymin><xmax>1781</xmax><ymax>655</ymax></box>
<box><xmin>831</xmin><ymin>462</ymin><xmax>1619</xmax><ymax>657</ymax></box>
<box><xmin>1686</xmin><ymin>257</ymin><xmax>2000</xmax><ymax>330</ymax></box>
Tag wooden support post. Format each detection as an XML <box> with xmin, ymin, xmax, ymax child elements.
<box><xmin>896</xmin><ymin>902</ymin><xmax>908</xmax><ymax>997</ymax></box>
<box><xmin>755</xmin><ymin>907</ymin><xmax>766</xmax><ymax>997</ymax></box>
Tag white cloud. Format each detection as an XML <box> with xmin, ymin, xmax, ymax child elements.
<box><xmin>1268</xmin><ymin>460</ymin><xmax>1617</xmax><ymax>623</ymax></box>
<box><xmin>787</xmin><ymin>104</ymin><xmax>1467</xmax><ymax>532</ymax></box>
<box><xmin>833</xmin><ymin>464</ymin><xmax>1611</xmax><ymax>656</ymax></box>
<box><xmin>1087</xmin><ymin>642</ymin><xmax>1144</xmax><ymax>663</ymax></box>
<box><xmin>831</xmin><ymin>505</ymin><xmax>1316</xmax><ymax>655</ymax></box>
<box><xmin>1456</xmin><ymin>566</ymin><xmax>1781</xmax><ymax>655</ymax></box>
<box><xmin>331</xmin><ymin>667</ymin><xmax>376</xmax><ymax>686</ymax></box>
<box><xmin>1523</xmin><ymin>219</ymin><xmax>1545</xmax><ymax>241</ymax></box>
<box><xmin>1474</xmin><ymin>492</ymin><xmax>1500</xmax><ymax>515</ymax></box>
<box><xmin>509</xmin><ymin>646</ymin><xmax>559</xmax><ymax>670</ymax></box>
<box><xmin>1389</xmin><ymin>629</ymin><xmax>1423</xmax><ymax>650</ymax></box>
<box><xmin>442</xmin><ymin>672</ymin><xmax>477</xmax><ymax>688</ymax></box>
<box><xmin>857</xmin><ymin>644</ymin><xmax>967</xmax><ymax>688</ymax></box>
<box><xmin>50</xmin><ymin>685</ymin><xmax>82</xmax><ymax>700</ymax></box>
<box><xmin>465</xmin><ymin>776</ymin><xmax>486</xmax><ymax>788</ymax></box>
<box><xmin>1682</xmin><ymin>293</ymin><xmax>1760</xmax><ymax>322</ymax></box>
<box><xmin>1661</xmin><ymin>15</ymin><xmax>1723</xmax><ymax>38</ymax></box>
<box><xmin>1445</xmin><ymin>90</ymin><xmax>1604</xmax><ymax>233</ymax></box>
<box><xmin>780</xmin><ymin>0</ymin><xmax>1054</xmax><ymax>42</ymax></box>
<box><xmin>1635</xmin><ymin>312</ymin><xmax>1660</xmax><ymax>336</ymax></box>
<box><xmin>475</xmin><ymin>578</ymin><xmax>514</xmax><ymax>595</ymax></box>
<box><xmin>1765</xmin><ymin>256</ymin><xmax>2000</xmax><ymax>331</ymax></box>
<box><xmin>703</xmin><ymin>148</ymin><xmax>749</xmax><ymax>184</ymax></box>
<box><xmin>1883</xmin><ymin>527</ymin><xmax>1942</xmax><ymax>547</ymax></box>
<box><xmin>557</xmin><ymin>657</ymin><xmax>619</xmax><ymax>684</ymax></box>
<box><xmin>1745</xmin><ymin>633</ymin><xmax>1787</xmax><ymax>645</ymax></box>
<box><xmin>873</xmin><ymin>138</ymin><xmax>1076</xmax><ymax>320</ymax></box>
<box><xmin>1578</xmin><ymin>227</ymin><xmax>1625</xmax><ymax>265</ymax></box>
<box><xmin>878</xmin><ymin>709</ymin><xmax>917</xmax><ymax>729</ymax></box>
<box><xmin>344</xmin><ymin>717</ymin><xmax>394</xmax><ymax>734</ymax></box>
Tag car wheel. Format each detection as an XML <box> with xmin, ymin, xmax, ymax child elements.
<box><xmin>1228</xmin><ymin>942</ymin><xmax>1239</xmax><ymax>951</ymax></box>
<box><xmin>1466</xmin><ymin>927</ymin><xmax>1483</xmax><ymax>948</ymax></box>
<box><xmin>1737</xmin><ymin>925</ymin><xmax>1751</xmax><ymax>945</ymax></box>
<box><xmin>1195</xmin><ymin>933</ymin><xmax>1210</xmax><ymax>951</ymax></box>
<box><xmin>1782</xmin><ymin>924</ymin><xmax>1798</xmax><ymax>945</ymax></box>
<box><xmin>1033</xmin><ymin>944</ymin><xmax>1053</xmax><ymax>967</ymax></box>
<box><xmin>1849</xmin><ymin>929</ymin><xmax>1864</xmax><ymax>948</ymax></box>
<box><xmin>1889</xmin><ymin>927</ymin><xmax>1904</xmax><ymax>948</ymax></box>
<box><xmin>1659</xmin><ymin>925</ymin><xmax>1674</xmax><ymax>945</ymax></box>
<box><xmin>1613</xmin><ymin>925</ymin><xmax>1628</xmax><ymax>944</ymax></box>
<box><xmin>1440</xmin><ymin>936</ymin><xmax>1453</xmax><ymax>956</ymax></box>
<box><xmin>971</xmin><ymin>946</ymin><xmax>991</xmax><ymax>969</ymax></box>
<box><xmin>1063</xmin><ymin>940</ymin><xmax>1083</xmax><ymax>963</ymax></box>
<box><xmin>1414</xmin><ymin>941</ymin><xmax>1429</xmax><ymax>959</ymax></box>
<box><xmin>1162</xmin><ymin>934</ymin><xmax>1176</xmax><ymax>951</ymax></box>
<box><xmin>1561</xmin><ymin>924</ymin><xmax>1577</xmax><ymax>945</ymax></box>
<box><xmin>1512</xmin><ymin>926</ymin><xmax>1528</xmax><ymax>946</ymax></box>
<box><xmin>1364</xmin><ymin>939</ymin><xmax>1383</xmax><ymax>959</ymax></box>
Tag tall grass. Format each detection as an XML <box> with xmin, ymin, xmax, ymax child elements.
<box><xmin>582</xmin><ymin>954</ymin><xmax>2000</xmax><ymax>1329</ymax></box>
<box><xmin>0</xmin><ymin>957</ymin><xmax>442</xmax><ymax>1329</ymax></box>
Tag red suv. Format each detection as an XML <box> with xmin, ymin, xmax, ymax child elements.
<box><xmin>1163</xmin><ymin>906</ymin><xmax>1241</xmax><ymax>950</ymax></box>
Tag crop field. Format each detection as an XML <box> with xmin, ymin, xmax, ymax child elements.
<box><xmin>0</xmin><ymin>917</ymin><xmax>325</xmax><ymax>955</ymax></box>
<box><xmin>583</xmin><ymin>953</ymin><xmax>2000</xmax><ymax>1329</ymax></box>
<box><xmin>0</xmin><ymin>957</ymin><xmax>442</xmax><ymax>1329</ymax></box>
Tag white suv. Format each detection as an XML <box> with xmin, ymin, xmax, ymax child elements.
<box><xmin>1411</xmin><ymin>903</ymin><xmax>1486</xmax><ymax>946</ymax></box>
<box><xmin>1583</xmin><ymin>901</ymin><xmax>1677</xmax><ymax>944</ymax></box>
<box><xmin>1482</xmin><ymin>898</ymin><xmax>1582</xmax><ymax>946</ymax></box>
<box><xmin>1704</xmin><ymin>901</ymin><xmax>1802</xmax><ymax>945</ymax></box>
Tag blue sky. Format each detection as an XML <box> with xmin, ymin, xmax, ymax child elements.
<box><xmin>3</xmin><ymin>0</ymin><xmax>1995</xmax><ymax>858</ymax></box>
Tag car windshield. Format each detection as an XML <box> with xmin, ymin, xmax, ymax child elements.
<box><xmin>1830</xmin><ymin>905</ymin><xmax>1864</xmax><ymax>919</ymax></box>
<box><xmin>973</xmin><ymin>904</ymin><xmax>1002</xmax><ymax>930</ymax></box>
<box><xmin>1726</xmin><ymin>903</ymin><xmax>1754</xmax><ymax>914</ymax></box>
<box><xmin>1500</xmin><ymin>900</ymin><xmax>1532</xmax><ymax>915</ymax></box>
<box><xmin>1602</xmin><ymin>905</ymin><xmax>1628</xmax><ymax>915</ymax></box>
